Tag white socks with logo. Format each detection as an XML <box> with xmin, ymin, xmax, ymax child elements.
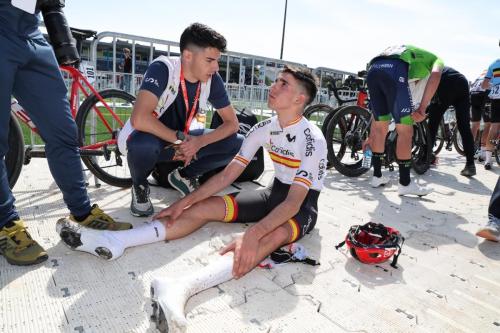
<box><xmin>112</xmin><ymin>220</ymin><xmax>166</xmax><ymax>248</ymax></box>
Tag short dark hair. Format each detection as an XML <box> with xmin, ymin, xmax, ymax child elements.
<box><xmin>180</xmin><ymin>23</ymin><xmax>227</xmax><ymax>53</ymax></box>
<box><xmin>282</xmin><ymin>65</ymin><xmax>318</xmax><ymax>106</ymax></box>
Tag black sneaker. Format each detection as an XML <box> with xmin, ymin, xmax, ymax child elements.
<box><xmin>131</xmin><ymin>184</ymin><xmax>154</xmax><ymax>217</ymax></box>
<box><xmin>460</xmin><ymin>164</ymin><xmax>476</xmax><ymax>177</ymax></box>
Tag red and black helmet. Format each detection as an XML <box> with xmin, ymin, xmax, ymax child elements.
<box><xmin>336</xmin><ymin>222</ymin><xmax>405</xmax><ymax>268</ymax></box>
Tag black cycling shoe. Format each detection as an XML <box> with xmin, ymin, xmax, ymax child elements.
<box><xmin>460</xmin><ymin>164</ymin><xmax>476</xmax><ymax>177</ymax></box>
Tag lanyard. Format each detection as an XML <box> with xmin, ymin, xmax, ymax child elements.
<box><xmin>180</xmin><ymin>66</ymin><xmax>201</xmax><ymax>134</ymax></box>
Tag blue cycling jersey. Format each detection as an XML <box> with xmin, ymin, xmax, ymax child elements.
<box><xmin>486</xmin><ymin>59</ymin><xmax>500</xmax><ymax>85</ymax></box>
<box><xmin>486</xmin><ymin>59</ymin><xmax>500</xmax><ymax>99</ymax></box>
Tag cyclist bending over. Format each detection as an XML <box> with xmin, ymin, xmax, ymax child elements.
<box><xmin>366</xmin><ymin>45</ymin><xmax>443</xmax><ymax>196</ymax></box>
<box><xmin>426</xmin><ymin>66</ymin><xmax>476</xmax><ymax>177</ymax></box>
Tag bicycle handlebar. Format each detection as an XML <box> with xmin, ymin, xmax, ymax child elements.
<box><xmin>327</xmin><ymin>85</ymin><xmax>356</xmax><ymax>104</ymax></box>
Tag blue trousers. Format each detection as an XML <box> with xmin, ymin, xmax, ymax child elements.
<box><xmin>127</xmin><ymin>128</ymin><xmax>244</xmax><ymax>186</ymax></box>
<box><xmin>0</xmin><ymin>32</ymin><xmax>91</xmax><ymax>227</ymax></box>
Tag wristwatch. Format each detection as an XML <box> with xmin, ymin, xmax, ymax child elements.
<box><xmin>174</xmin><ymin>130</ymin><xmax>185</xmax><ymax>145</ymax></box>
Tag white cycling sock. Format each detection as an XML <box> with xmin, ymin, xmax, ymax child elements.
<box><xmin>485</xmin><ymin>150</ymin><xmax>492</xmax><ymax>164</ymax></box>
<box><xmin>151</xmin><ymin>254</ymin><xmax>234</xmax><ymax>331</ymax></box>
<box><xmin>111</xmin><ymin>220</ymin><xmax>166</xmax><ymax>248</ymax></box>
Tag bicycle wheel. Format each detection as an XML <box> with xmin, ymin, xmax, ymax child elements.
<box><xmin>303</xmin><ymin>103</ymin><xmax>336</xmax><ymax>135</ymax></box>
<box><xmin>325</xmin><ymin>105</ymin><xmax>371</xmax><ymax>177</ymax></box>
<box><xmin>6</xmin><ymin>113</ymin><xmax>24</xmax><ymax>189</ymax></box>
<box><xmin>411</xmin><ymin>120</ymin><xmax>432</xmax><ymax>175</ymax></box>
<box><xmin>433</xmin><ymin>119</ymin><xmax>445</xmax><ymax>155</ymax></box>
<box><xmin>76</xmin><ymin>89</ymin><xmax>135</xmax><ymax>188</ymax></box>
<box><xmin>452</xmin><ymin>127</ymin><xmax>466</xmax><ymax>156</ymax></box>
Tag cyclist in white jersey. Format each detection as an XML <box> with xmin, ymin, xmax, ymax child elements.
<box><xmin>56</xmin><ymin>67</ymin><xmax>326</xmax><ymax>328</ymax></box>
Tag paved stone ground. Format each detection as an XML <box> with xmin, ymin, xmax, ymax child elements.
<box><xmin>1</xmin><ymin>151</ymin><xmax>499</xmax><ymax>333</ymax></box>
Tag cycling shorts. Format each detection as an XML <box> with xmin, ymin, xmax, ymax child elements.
<box><xmin>367</xmin><ymin>58</ymin><xmax>413</xmax><ymax>125</ymax></box>
<box><xmin>490</xmin><ymin>99</ymin><xmax>500</xmax><ymax>123</ymax></box>
<box><xmin>219</xmin><ymin>178</ymin><xmax>319</xmax><ymax>244</ymax></box>
<box><xmin>470</xmin><ymin>92</ymin><xmax>491</xmax><ymax>122</ymax></box>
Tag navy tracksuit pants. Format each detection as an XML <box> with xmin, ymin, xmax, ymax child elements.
<box><xmin>0</xmin><ymin>31</ymin><xmax>91</xmax><ymax>227</ymax></box>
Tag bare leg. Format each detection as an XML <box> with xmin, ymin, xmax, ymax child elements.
<box><xmin>162</xmin><ymin>196</ymin><xmax>227</xmax><ymax>240</ymax></box>
<box><xmin>395</xmin><ymin>124</ymin><xmax>413</xmax><ymax>160</ymax></box>
<box><xmin>370</xmin><ymin>120</ymin><xmax>389</xmax><ymax>153</ymax></box>
<box><xmin>481</xmin><ymin>122</ymin><xmax>491</xmax><ymax>147</ymax></box>
<box><xmin>485</xmin><ymin>123</ymin><xmax>499</xmax><ymax>152</ymax></box>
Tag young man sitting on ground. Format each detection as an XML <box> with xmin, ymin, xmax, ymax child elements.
<box><xmin>56</xmin><ymin>66</ymin><xmax>327</xmax><ymax>329</ymax></box>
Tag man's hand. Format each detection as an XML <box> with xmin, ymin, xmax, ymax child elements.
<box><xmin>177</xmin><ymin>135</ymin><xmax>203</xmax><ymax>166</ymax></box>
<box><xmin>153</xmin><ymin>199</ymin><xmax>188</xmax><ymax>227</ymax></box>
<box><xmin>220</xmin><ymin>228</ymin><xmax>260</xmax><ymax>279</ymax></box>
<box><xmin>411</xmin><ymin>106</ymin><xmax>427</xmax><ymax>123</ymax></box>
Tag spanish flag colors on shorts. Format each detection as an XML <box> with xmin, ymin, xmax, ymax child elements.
<box><xmin>222</xmin><ymin>195</ymin><xmax>238</xmax><ymax>222</ymax></box>
<box><xmin>288</xmin><ymin>218</ymin><xmax>300</xmax><ymax>243</ymax></box>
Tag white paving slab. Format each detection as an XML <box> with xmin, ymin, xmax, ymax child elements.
<box><xmin>1</xmin><ymin>150</ymin><xmax>499</xmax><ymax>333</ymax></box>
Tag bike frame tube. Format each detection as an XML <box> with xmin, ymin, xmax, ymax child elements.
<box><xmin>61</xmin><ymin>65</ymin><xmax>127</xmax><ymax>149</ymax></box>
<box><xmin>61</xmin><ymin>66</ymin><xmax>126</xmax><ymax>128</ymax></box>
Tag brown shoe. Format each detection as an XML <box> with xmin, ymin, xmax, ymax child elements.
<box><xmin>69</xmin><ymin>204</ymin><xmax>132</xmax><ymax>231</ymax></box>
<box><xmin>0</xmin><ymin>220</ymin><xmax>48</xmax><ymax>266</ymax></box>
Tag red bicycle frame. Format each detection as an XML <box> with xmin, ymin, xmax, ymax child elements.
<box><xmin>356</xmin><ymin>89</ymin><xmax>368</xmax><ymax>108</ymax></box>
<box><xmin>12</xmin><ymin>65</ymin><xmax>125</xmax><ymax>152</ymax></box>
<box><xmin>61</xmin><ymin>65</ymin><xmax>125</xmax><ymax>150</ymax></box>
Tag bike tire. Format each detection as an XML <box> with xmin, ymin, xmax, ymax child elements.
<box><xmin>452</xmin><ymin>127</ymin><xmax>466</xmax><ymax>156</ymax></box>
<box><xmin>411</xmin><ymin>120</ymin><xmax>432</xmax><ymax>175</ymax></box>
<box><xmin>303</xmin><ymin>104</ymin><xmax>335</xmax><ymax>135</ymax></box>
<box><xmin>433</xmin><ymin>119</ymin><xmax>445</xmax><ymax>155</ymax></box>
<box><xmin>320</xmin><ymin>107</ymin><xmax>343</xmax><ymax>136</ymax></box>
<box><xmin>76</xmin><ymin>89</ymin><xmax>135</xmax><ymax>188</ymax></box>
<box><xmin>6</xmin><ymin>113</ymin><xmax>24</xmax><ymax>189</ymax></box>
<box><xmin>325</xmin><ymin>105</ymin><xmax>371</xmax><ymax>177</ymax></box>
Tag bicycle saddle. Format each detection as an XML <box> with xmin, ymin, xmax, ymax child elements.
<box><xmin>70</xmin><ymin>27</ymin><xmax>97</xmax><ymax>40</ymax></box>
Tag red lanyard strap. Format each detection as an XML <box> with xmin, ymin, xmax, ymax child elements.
<box><xmin>180</xmin><ymin>66</ymin><xmax>201</xmax><ymax>134</ymax></box>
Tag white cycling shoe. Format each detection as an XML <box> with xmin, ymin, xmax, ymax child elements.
<box><xmin>398</xmin><ymin>180</ymin><xmax>432</xmax><ymax>197</ymax></box>
<box><xmin>56</xmin><ymin>219</ymin><xmax>125</xmax><ymax>260</ymax></box>
<box><xmin>370</xmin><ymin>175</ymin><xmax>390</xmax><ymax>188</ymax></box>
